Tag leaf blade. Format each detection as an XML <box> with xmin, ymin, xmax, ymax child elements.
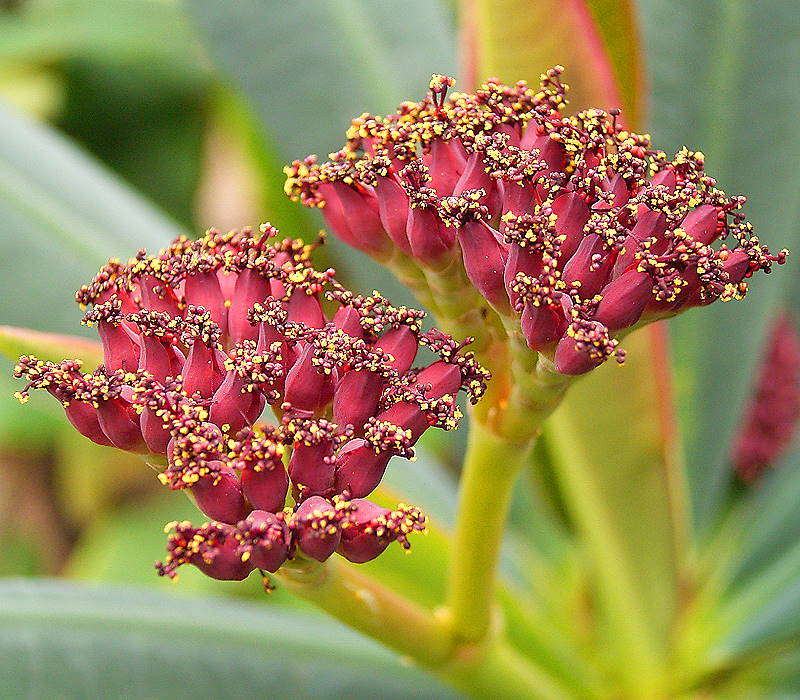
<box><xmin>0</xmin><ymin>579</ymin><xmax>460</xmax><ymax>699</ymax></box>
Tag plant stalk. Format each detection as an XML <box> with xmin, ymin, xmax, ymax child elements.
<box><xmin>276</xmin><ymin>554</ymin><xmax>453</xmax><ymax>662</ymax></box>
<box><xmin>445</xmin><ymin>418</ymin><xmax>535</xmax><ymax>644</ymax></box>
<box><xmin>440</xmin><ymin>636</ymin><xmax>574</xmax><ymax>700</ymax></box>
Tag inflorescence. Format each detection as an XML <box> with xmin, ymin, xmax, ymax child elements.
<box><xmin>285</xmin><ymin>68</ymin><xmax>786</xmax><ymax>375</ymax></box>
<box><xmin>14</xmin><ymin>225</ymin><xmax>488</xmax><ymax>582</ymax></box>
<box><xmin>732</xmin><ymin>314</ymin><xmax>800</xmax><ymax>483</ymax></box>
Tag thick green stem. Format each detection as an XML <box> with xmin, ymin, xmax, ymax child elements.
<box><xmin>421</xmin><ymin>257</ymin><xmax>507</xmax><ymax>354</ymax></box>
<box><xmin>445</xmin><ymin>419</ymin><xmax>534</xmax><ymax>643</ymax></box>
<box><xmin>440</xmin><ymin>636</ymin><xmax>573</xmax><ymax>700</ymax></box>
<box><xmin>276</xmin><ymin>555</ymin><xmax>453</xmax><ymax>661</ymax></box>
<box><xmin>277</xmin><ymin>553</ymin><xmax>572</xmax><ymax>700</ymax></box>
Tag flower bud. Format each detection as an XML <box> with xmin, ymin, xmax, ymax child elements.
<box><xmin>189</xmin><ymin>462</ymin><xmax>248</xmax><ymax>524</ymax></box>
<box><xmin>235</xmin><ymin>510</ymin><xmax>290</xmax><ymax>573</ymax></box>
<box><xmin>291</xmin><ymin>496</ymin><xmax>344</xmax><ymax>562</ymax></box>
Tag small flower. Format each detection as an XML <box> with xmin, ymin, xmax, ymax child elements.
<box><xmin>732</xmin><ymin>313</ymin><xmax>800</xmax><ymax>483</ymax></box>
<box><xmin>15</xmin><ymin>225</ymin><xmax>486</xmax><ymax>581</ymax></box>
<box><xmin>286</xmin><ymin>68</ymin><xmax>786</xmax><ymax>375</ymax></box>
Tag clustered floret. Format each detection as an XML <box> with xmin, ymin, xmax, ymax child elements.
<box><xmin>732</xmin><ymin>314</ymin><xmax>800</xmax><ymax>483</ymax></box>
<box><xmin>285</xmin><ymin>68</ymin><xmax>786</xmax><ymax>374</ymax></box>
<box><xmin>14</xmin><ymin>225</ymin><xmax>488</xmax><ymax>581</ymax></box>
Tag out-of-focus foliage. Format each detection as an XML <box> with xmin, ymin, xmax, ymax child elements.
<box><xmin>0</xmin><ymin>579</ymin><xmax>459</xmax><ymax>699</ymax></box>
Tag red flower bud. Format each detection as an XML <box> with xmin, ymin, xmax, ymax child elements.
<box><xmin>338</xmin><ymin>499</ymin><xmax>426</xmax><ymax>564</ymax></box>
<box><xmin>733</xmin><ymin>314</ymin><xmax>800</xmax><ymax>483</ymax></box>
<box><xmin>157</xmin><ymin>521</ymin><xmax>253</xmax><ymax>581</ymax></box>
<box><xmin>287</xmin><ymin>71</ymin><xmax>786</xmax><ymax>377</ymax></box>
<box><xmin>17</xmin><ymin>226</ymin><xmax>482</xmax><ymax>581</ymax></box>
<box><xmin>291</xmin><ymin>496</ymin><xmax>344</xmax><ymax>562</ymax></box>
<box><xmin>235</xmin><ymin>510</ymin><xmax>290</xmax><ymax>573</ymax></box>
<box><xmin>189</xmin><ymin>462</ymin><xmax>248</xmax><ymax>524</ymax></box>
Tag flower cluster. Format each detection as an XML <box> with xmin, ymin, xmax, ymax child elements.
<box><xmin>14</xmin><ymin>225</ymin><xmax>487</xmax><ymax>580</ymax></box>
<box><xmin>732</xmin><ymin>314</ymin><xmax>800</xmax><ymax>483</ymax></box>
<box><xmin>286</xmin><ymin>68</ymin><xmax>786</xmax><ymax>374</ymax></box>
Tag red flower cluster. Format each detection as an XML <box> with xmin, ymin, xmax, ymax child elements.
<box><xmin>14</xmin><ymin>225</ymin><xmax>487</xmax><ymax>579</ymax></box>
<box><xmin>285</xmin><ymin>69</ymin><xmax>786</xmax><ymax>375</ymax></box>
<box><xmin>732</xmin><ymin>314</ymin><xmax>800</xmax><ymax>483</ymax></box>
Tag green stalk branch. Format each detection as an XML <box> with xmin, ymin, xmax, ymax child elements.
<box><xmin>440</xmin><ymin>636</ymin><xmax>574</xmax><ymax>700</ymax></box>
<box><xmin>276</xmin><ymin>554</ymin><xmax>454</xmax><ymax>662</ymax></box>
<box><xmin>445</xmin><ymin>418</ymin><xmax>535</xmax><ymax>644</ymax></box>
<box><xmin>277</xmin><ymin>553</ymin><xmax>573</xmax><ymax>699</ymax></box>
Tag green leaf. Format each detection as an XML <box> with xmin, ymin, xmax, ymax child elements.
<box><xmin>184</xmin><ymin>0</ymin><xmax>457</xmax><ymax>307</ymax></box>
<box><xmin>186</xmin><ymin>0</ymin><xmax>456</xmax><ymax>160</ymax></box>
<box><xmin>0</xmin><ymin>579</ymin><xmax>460</xmax><ymax>699</ymax></box>
<box><xmin>638</xmin><ymin>0</ymin><xmax>800</xmax><ymax>534</ymax></box>
<box><xmin>546</xmin><ymin>328</ymin><xmax>684</xmax><ymax>693</ymax></box>
<box><xmin>465</xmin><ymin>0</ymin><xmax>644</xmax><ymax>122</ymax></box>
<box><xmin>0</xmin><ymin>325</ymin><xmax>102</xmax><ymax>365</ymax></box>
<box><xmin>700</xmin><ymin>455</ymin><xmax>800</xmax><ymax>666</ymax></box>
<box><xmin>57</xmin><ymin>56</ymin><xmax>208</xmax><ymax>229</ymax></box>
<box><xmin>0</xmin><ymin>0</ymin><xmax>202</xmax><ymax>72</ymax></box>
<box><xmin>0</xmin><ymin>99</ymin><xmax>186</xmax><ymax>335</ymax></box>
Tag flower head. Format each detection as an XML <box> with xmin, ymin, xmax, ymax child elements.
<box><xmin>732</xmin><ymin>314</ymin><xmax>800</xmax><ymax>483</ymax></box>
<box><xmin>286</xmin><ymin>68</ymin><xmax>786</xmax><ymax>375</ymax></box>
<box><xmin>15</xmin><ymin>225</ymin><xmax>488</xmax><ymax>580</ymax></box>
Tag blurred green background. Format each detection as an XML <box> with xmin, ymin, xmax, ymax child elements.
<box><xmin>1</xmin><ymin>1</ymin><xmax>799</xmax><ymax>698</ymax></box>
